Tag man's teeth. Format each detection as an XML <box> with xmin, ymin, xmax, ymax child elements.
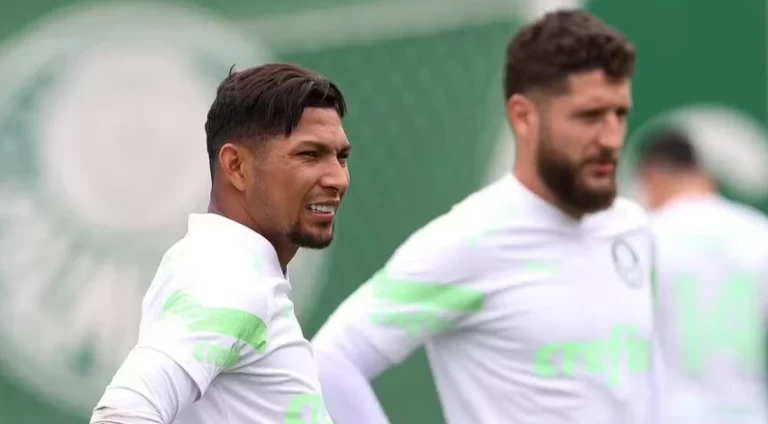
<box><xmin>309</xmin><ymin>205</ymin><xmax>334</xmax><ymax>213</ymax></box>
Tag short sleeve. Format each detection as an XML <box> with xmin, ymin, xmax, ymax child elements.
<box><xmin>314</xmin><ymin>219</ymin><xmax>486</xmax><ymax>364</ymax></box>
<box><xmin>137</xmin><ymin>270</ymin><xmax>274</xmax><ymax>396</ymax></box>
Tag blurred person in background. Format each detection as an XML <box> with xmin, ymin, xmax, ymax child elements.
<box><xmin>313</xmin><ymin>9</ymin><xmax>662</xmax><ymax>424</ymax></box>
<box><xmin>637</xmin><ymin>128</ymin><xmax>768</xmax><ymax>424</ymax></box>
<box><xmin>90</xmin><ymin>63</ymin><xmax>349</xmax><ymax>424</ymax></box>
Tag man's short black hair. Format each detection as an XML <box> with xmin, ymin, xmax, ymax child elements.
<box><xmin>205</xmin><ymin>63</ymin><xmax>347</xmax><ymax>176</ymax></box>
<box><xmin>637</xmin><ymin>128</ymin><xmax>700</xmax><ymax>171</ymax></box>
<box><xmin>504</xmin><ymin>9</ymin><xmax>635</xmax><ymax>98</ymax></box>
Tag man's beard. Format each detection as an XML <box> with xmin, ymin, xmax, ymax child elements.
<box><xmin>287</xmin><ymin>222</ymin><xmax>334</xmax><ymax>249</ymax></box>
<box><xmin>536</xmin><ymin>135</ymin><xmax>617</xmax><ymax>215</ymax></box>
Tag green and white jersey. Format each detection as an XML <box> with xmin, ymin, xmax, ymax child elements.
<box><xmin>136</xmin><ymin>213</ymin><xmax>332</xmax><ymax>423</ymax></box>
<box><xmin>314</xmin><ymin>174</ymin><xmax>661</xmax><ymax>424</ymax></box>
<box><xmin>652</xmin><ymin>194</ymin><xmax>768</xmax><ymax>424</ymax></box>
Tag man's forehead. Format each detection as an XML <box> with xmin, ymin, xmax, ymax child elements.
<box><xmin>560</xmin><ymin>82</ymin><xmax>632</xmax><ymax>108</ymax></box>
<box><xmin>567</xmin><ymin>91</ymin><xmax>632</xmax><ymax>107</ymax></box>
<box><xmin>291</xmin><ymin>130</ymin><xmax>349</xmax><ymax>151</ymax></box>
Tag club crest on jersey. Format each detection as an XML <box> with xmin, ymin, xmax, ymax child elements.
<box><xmin>611</xmin><ymin>238</ymin><xmax>642</xmax><ymax>288</ymax></box>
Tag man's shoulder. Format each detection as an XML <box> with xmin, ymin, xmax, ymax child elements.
<box><xmin>156</xmin><ymin>235</ymin><xmax>284</xmax><ymax>296</ymax></box>
<box><xmin>392</xmin><ymin>212</ymin><xmax>479</xmax><ymax>266</ymax></box>
<box><xmin>716</xmin><ymin>198</ymin><xmax>768</xmax><ymax>233</ymax></box>
<box><xmin>381</xmin><ymin>197</ymin><xmax>501</xmax><ymax>286</ymax></box>
<box><xmin>653</xmin><ymin>196</ymin><xmax>768</xmax><ymax>233</ymax></box>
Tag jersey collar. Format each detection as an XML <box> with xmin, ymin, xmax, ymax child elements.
<box><xmin>187</xmin><ymin>213</ymin><xmax>285</xmax><ymax>279</ymax></box>
<box><xmin>507</xmin><ymin>175</ymin><xmax>584</xmax><ymax>231</ymax></box>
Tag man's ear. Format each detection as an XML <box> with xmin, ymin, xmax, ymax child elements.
<box><xmin>217</xmin><ymin>143</ymin><xmax>251</xmax><ymax>192</ymax></box>
<box><xmin>507</xmin><ymin>93</ymin><xmax>540</xmax><ymax>143</ymax></box>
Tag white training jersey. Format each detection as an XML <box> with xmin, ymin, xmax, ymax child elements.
<box><xmin>136</xmin><ymin>213</ymin><xmax>333</xmax><ymax>423</ymax></box>
<box><xmin>314</xmin><ymin>174</ymin><xmax>661</xmax><ymax>423</ymax></box>
<box><xmin>652</xmin><ymin>194</ymin><xmax>768</xmax><ymax>424</ymax></box>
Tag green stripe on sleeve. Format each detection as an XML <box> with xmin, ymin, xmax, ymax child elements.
<box><xmin>161</xmin><ymin>291</ymin><xmax>268</xmax><ymax>353</ymax></box>
<box><xmin>369</xmin><ymin>270</ymin><xmax>484</xmax><ymax>313</ymax></box>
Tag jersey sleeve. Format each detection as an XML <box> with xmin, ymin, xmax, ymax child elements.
<box><xmin>314</xmin><ymin>219</ymin><xmax>485</xmax><ymax>364</ymax></box>
<box><xmin>92</xmin><ymin>347</ymin><xmax>199</xmax><ymax>424</ymax></box>
<box><xmin>136</xmin><ymin>264</ymin><xmax>274</xmax><ymax>396</ymax></box>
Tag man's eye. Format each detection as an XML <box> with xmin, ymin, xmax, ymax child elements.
<box><xmin>299</xmin><ymin>151</ymin><xmax>319</xmax><ymax>158</ymax></box>
<box><xmin>579</xmin><ymin>110</ymin><xmax>603</xmax><ymax>121</ymax></box>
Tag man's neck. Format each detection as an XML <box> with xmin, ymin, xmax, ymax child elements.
<box><xmin>656</xmin><ymin>178</ymin><xmax>715</xmax><ymax>210</ymax></box>
<box><xmin>208</xmin><ymin>193</ymin><xmax>298</xmax><ymax>273</ymax></box>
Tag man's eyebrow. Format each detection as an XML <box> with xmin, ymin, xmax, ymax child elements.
<box><xmin>293</xmin><ymin>140</ymin><xmax>326</xmax><ymax>150</ymax></box>
<box><xmin>295</xmin><ymin>140</ymin><xmax>351</xmax><ymax>152</ymax></box>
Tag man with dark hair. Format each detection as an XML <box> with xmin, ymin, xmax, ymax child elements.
<box><xmin>637</xmin><ymin>128</ymin><xmax>768</xmax><ymax>423</ymax></box>
<box><xmin>90</xmin><ymin>63</ymin><xmax>349</xmax><ymax>424</ymax></box>
<box><xmin>313</xmin><ymin>9</ymin><xmax>662</xmax><ymax>423</ymax></box>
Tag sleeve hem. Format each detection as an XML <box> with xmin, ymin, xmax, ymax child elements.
<box><xmin>139</xmin><ymin>345</ymin><xmax>210</xmax><ymax>398</ymax></box>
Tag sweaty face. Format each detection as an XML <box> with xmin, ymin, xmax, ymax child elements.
<box><xmin>536</xmin><ymin>70</ymin><xmax>631</xmax><ymax>214</ymax></box>
<box><xmin>251</xmin><ymin>108</ymin><xmax>350</xmax><ymax>249</ymax></box>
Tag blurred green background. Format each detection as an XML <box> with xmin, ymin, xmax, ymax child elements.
<box><xmin>0</xmin><ymin>0</ymin><xmax>766</xmax><ymax>423</ymax></box>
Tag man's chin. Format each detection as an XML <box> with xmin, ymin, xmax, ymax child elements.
<box><xmin>574</xmin><ymin>188</ymin><xmax>617</xmax><ymax>213</ymax></box>
<box><xmin>299</xmin><ymin>238</ymin><xmax>333</xmax><ymax>250</ymax></box>
<box><xmin>289</xmin><ymin>230</ymin><xmax>334</xmax><ymax>250</ymax></box>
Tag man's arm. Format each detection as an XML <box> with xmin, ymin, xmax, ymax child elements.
<box><xmin>314</xmin><ymin>334</ymin><xmax>392</xmax><ymax>424</ymax></box>
<box><xmin>313</xmin><ymin>217</ymin><xmax>485</xmax><ymax>423</ymax></box>
<box><xmin>90</xmin><ymin>348</ymin><xmax>198</xmax><ymax>424</ymax></box>
<box><xmin>91</xmin><ymin>268</ymin><xmax>273</xmax><ymax>422</ymax></box>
